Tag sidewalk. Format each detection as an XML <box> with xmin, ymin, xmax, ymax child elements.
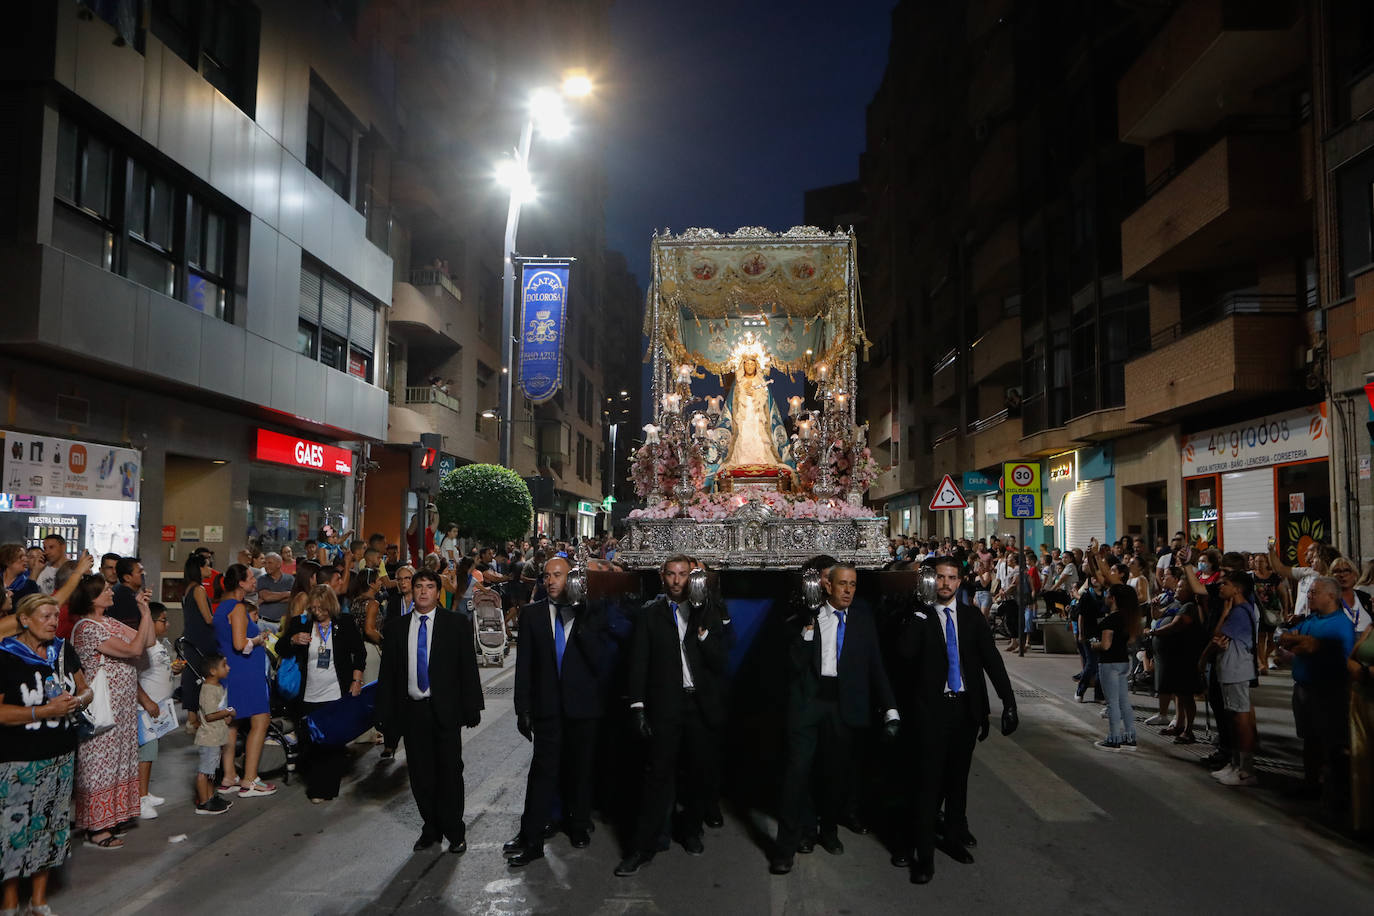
<box><xmin>1001</xmin><ymin>647</ymin><xmax>1367</xmax><ymax>843</ymax></box>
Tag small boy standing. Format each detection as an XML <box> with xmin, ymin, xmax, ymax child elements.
<box><xmin>136</xmin><ymin>602</ymin><xmax>183</xmax><ymax>819</ymax></box>
<box><xmin>194</xmin><ymin>654</ymin><xmax>236</xmax><ymax>815</ymax></box>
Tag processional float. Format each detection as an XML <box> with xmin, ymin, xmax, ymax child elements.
<box><xmin>616</xmin><ymin>226</ymin><xmax>889</xmax><ymax>571</ymax></box>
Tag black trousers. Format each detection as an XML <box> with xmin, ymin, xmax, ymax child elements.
<box><xmin>912</xmin><ymin>694</ymin><xmax>977</xmax><ymax>864</ymax></box>
<box><xmin>519</xmin><ymin>714</ymin><xmax>600</xmax><ymax>847</ymax></box>
<box><xmin>632</xmin><ymin>691</ymin><xmax>714</xmax><ymax>853</ymax></box>
<box><xmin>775</xmin><ymin>686</ymin><xmax>858</xmax><ymax>855</ymax></box>
<box><xmin>402</xmin><ymin>697</ymin><xmax>466</xmax><ymax>843</ymax></box>
<box><xmin>1207</xmin><ymin>665</ymin><xmax>1233</xmax><ymax>755</ymax></box>
<box><xmin>302</xmin><ymin>701</ymin><xmax>349</xmax><ymax>800</ymax></box>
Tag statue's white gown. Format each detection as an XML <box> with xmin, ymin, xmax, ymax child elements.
<box><xmin>722</xmin><ymin>370</ymin><xmax>783</xmax><ymax>470</ymax></box>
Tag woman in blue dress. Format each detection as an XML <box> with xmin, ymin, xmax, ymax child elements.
<box><xmin>212</xmin><ymin>564</ymin><xmax>277</xmax><ymax>798</ymax></box>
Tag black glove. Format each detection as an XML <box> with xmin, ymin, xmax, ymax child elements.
<box><xmin>978</xmin><ymin>717</ymin><xmax>990</xmax><ymax>742</ymax></box>
<box><xmin>1001</xmin><ymin>706</ymin><xmax>1019</xmax><ymax>737</ymax></box>
<box><xmin>883</xmin><ymin>718</ymin><xmax>900</xmax><ymax>741</ymax></box>
<box><xmin>630</xmin><ymin>707</ymin><xmax>653</xmax><ymax>741</ymax></box>
<box><xmin>517</xmin><ymin>712</ymin><xmax>533</xmax><ymax>742</ymax></box>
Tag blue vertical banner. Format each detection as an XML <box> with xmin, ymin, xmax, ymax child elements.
<box><xmin>518</xmin><ymin>261</ymin><xmax>571</xmax><ymax>404</ymax></box>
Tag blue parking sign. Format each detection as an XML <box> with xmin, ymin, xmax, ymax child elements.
<box><xmin>1011</xmin><ymin>493</ymin><xmax>1035</xmax><ymax>518</ymax></box>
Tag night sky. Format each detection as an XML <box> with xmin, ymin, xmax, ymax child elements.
<box><xmin>602</xmin><ymin>0</ymin><xmax>897</xmax><ymax>288</ymax></box>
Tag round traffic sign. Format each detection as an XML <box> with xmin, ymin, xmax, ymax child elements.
<box><xmin>1010</xmin><ymin>464</ymin><xmax>1034</xmax><ymax>487</ymax></box>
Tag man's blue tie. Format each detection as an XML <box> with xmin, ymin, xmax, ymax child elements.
<box><xmin>416</xmin><ymin>614</ymin><xmax>430</xmax><ymax>693</ymax></box>
<box><xmin>554</xmin><ymin>607</ymin><xmax>567</xmax><ymax>675</ymax></box>
<box><xmin>834</xmin><ymin>609</ymin><xmax>847</xmax><ymax>659</ymax></box>
<box><xmin>670</xmin><ymin>601</ymin><xmax>680</xmax><ymax>627</ymax></box>
<box><xmin>944</xmin><ymin>609</ymin><xmax>963</xmax><ymax>693</ymax></box>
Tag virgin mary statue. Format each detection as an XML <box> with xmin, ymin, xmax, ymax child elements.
<box><xmin>718</xmin><ymin>343</ymin><xmax>790</xmax><ymax>475</ymax></box>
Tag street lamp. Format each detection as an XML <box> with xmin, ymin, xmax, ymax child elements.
<box><xmin>497</xmin><ymin>73</ymin><xmax>592</xmax><ymax>470</ymax></box>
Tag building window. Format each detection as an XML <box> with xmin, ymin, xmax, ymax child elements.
<box><xmin>299</xmin><ymin>258</ymin><xmax>377</xmax><ymax>382</ymax></box>
<box><xmin>307</xmin><ymin>78</ymin><xmax>355</xmax><ymax>201</ymax></box>
<box><xmin>149</xmin><ymin>0</ymin><xmax>260</xmax><ymax>116</ymax></box>
<box><xmin>52</xmin><ymin>114</ymin><xmax>240</xmax><ymax>321</ymax></box>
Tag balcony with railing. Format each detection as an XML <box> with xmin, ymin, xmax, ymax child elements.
<box><xmin>1117</xmin><ymin>0</ymin><xmax>1303</xmax><ymax>144</ymax></box>
<box><xmin>931</xmin><ymin>348</ymin><xmax>960</xmax><ymax>406</ymax></box>
<box><xmin>1120</xmin><ymin>132</ymin><xmax>1306</xmax><ymax>280</ymax></box>
<box><xmin>391</xmin><ymin>267</ymin><xmax>463</xmax><ymax>347</ymax></box>
<box><xmin>969</xmin><ymin>316</ymin><xmax>1020</xmax><ymax>385</ymax></box>
<box><xmin>1124</xmin><ymin>293</ymin><xmax>1302</xmax><ymax>424</ymax></box>
<box><xmin>969</xmin><ymin>408</ymin><xmax>1022</xmax><ymax>469</ymax></box>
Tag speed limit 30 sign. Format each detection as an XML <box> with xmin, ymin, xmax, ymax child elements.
<box><xmin>1002</xmin><ymin>460</ymin><xmax>1042</xmax><ymax>519</ymax></box>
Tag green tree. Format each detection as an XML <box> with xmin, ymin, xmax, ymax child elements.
<box><xmin>434</xmin><ymin>463</ymin><xmax>533</xmax><ymax>543</ymax></box>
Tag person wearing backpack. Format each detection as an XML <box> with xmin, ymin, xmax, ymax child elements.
<box><xmin>280</xmin><ymin>584</ymin><xmax>365</xmax><ymax>802</ymax></box>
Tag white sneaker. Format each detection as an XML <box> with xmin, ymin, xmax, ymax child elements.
<box><xmin>145</xmin><ymin>793</ymin><xmax>166</xmax><ymax>807</ymax></box>
<box><xmin>1074</xmin><ymin>693</ymin><xmax>1087</xmax><ymax>703</ymax></box>
<box><xmin>1144</xmin><ymin>714</ymin><xmax>1167</xmax><ymax>726</ymax></box>
<box><xmin>1099</xmin><ymin>706</ymin><xmax>1110</xmax><ymax>718</ymax></box>
<box><xmin>140</xmin><ymin>797</ymin><xmax>160</xmax><ymax>820</ymax></box>
<box><xmin>1267</xmin><ymin>660</ymin><xmax>1278</xmax><ymax>670</ymax></box>
<box><xmin>1217</xmin><ymin>769</ymin><xmax>1258</xmax><ymax>788</ymax></box>
<box><xmin>1210</xmin><ymin>763</ymin><xmax>1236</xmax><ymax>781</ymax></box>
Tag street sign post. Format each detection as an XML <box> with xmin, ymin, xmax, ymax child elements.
<box><xmin>928</xmin><ymin>474</ymin><xmax>969</xmax><ymax>511</ymax></box>
<box><xmin>1001</xmin><ymin>460</ymin><xmax>1043</xmax><ymax>642</ymax></box>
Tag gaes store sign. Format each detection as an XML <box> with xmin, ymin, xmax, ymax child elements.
<box><xmin>255</xmin><ymin>429</ymin><xmax>353</xmax><ymax>476</ymax></box>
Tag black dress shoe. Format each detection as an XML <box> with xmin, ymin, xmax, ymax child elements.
<box><xmin>506</xmin><ymin>848</ymin><xmax>543</xmax><ymax>867</ymax></box>
<box><xmin>447</xmin><ymin>839</ymin><xmax>467</xmax><ymax>855</ymax></box>
<box><xmin>796</xmin><ymin>837</ymin><xmax>815</xmax><ymax>854</ymax></box>
<box><xmin>955</xmin><ymin>830</ymin><xmax>977</xmax><ymax>848</ymax></box>
<box><xmin>769</xmin><ymin>856</ymin><xmax>794</xmax><ymax>875</ymax></box>
<box><xmin>817</xmin><ymin>833</ymin><xmax>844</xmax><ymax>855</ymax></box>
<box><xmin>682</xmin><ymin>834</ymin><xmax>705</xmax><ymax>856</ymax></box>
<box><xmin>704</xmin><ymin>809</ymin><xmax>725</xmax><ymax>829</ymax></box>
<box><xmin>912</xmin><ymin>860</ymin><xmax>934</xmax><ymax>884</ymax></box>
<box><xmin>890</xmin><ymin>851</ymin><xmax>912</xmax><ymax>868</ymax></box>
<box><xmin>380</xmin><ymin>748</ymin><xmax>395</xmax><ymax>760</ymax></box>
<box><xmin>838</xmin><ymin>817</ymin><xmax>870</xmax><ymax>836</ymax></box>
<box><xmin>614</xmin><ymin>851</ymin><xmax>654</xmax><ymax>876</ymax></box>
<box><xmin>503</xmin><ymin>834</ymin><xmax>526</xmax><ymax>856</ymax></box>
<box><xmin>944</xmin><ymin>844</ymin><xmax>974</xmax><ymax>865</ymax></box>
<box><xmin>567</xmin><ymin>828</ymin><xmax>591</xmax><ymax>849</ymax></box>
<box><xmin>413</xmin><ymin>833</ymin><xmax>439</xmax><ymax>852</ymax></box>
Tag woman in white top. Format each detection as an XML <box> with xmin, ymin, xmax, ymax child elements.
<box><xmin>282</xmin><ymin>585</ymin><xmax>365</xmax><ymax>802</ymax></box>
<box><xmin>1127</xmin><ymin>556</ymin><xmax>1151</xmax><ymax>606</ymax></box>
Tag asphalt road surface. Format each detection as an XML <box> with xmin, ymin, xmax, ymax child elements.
<box><xmin>44</xmin><ymin>650</ymin><xmax>1374</xmax><ymax>915</ymax></box>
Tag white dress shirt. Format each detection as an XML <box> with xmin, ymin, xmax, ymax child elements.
<box><xmin>803</xmin><ymin>602</ymin><xmax>899</xmax><ymax>720</ymax></box>
<box><xmin>549</xmin><ymin>603</ymin><xmax>575</xmax><ymax>646</ymax></box>
<box><xmin>407</xmin><ymin>608</ymin><xmax>437</xmax><ymax>700</ymax></box>
<box><xmin>672</xmin><ymin>601</ymin><xmax>695</xmax><ymax>689</ymax></box>
<box><xmin>934</xmin><ymin>601</ymin><xmax>964</xmax><ymax>694</ymax></box>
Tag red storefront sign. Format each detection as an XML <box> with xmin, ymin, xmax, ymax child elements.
<box><xmin>254</xmin><ymin>429</ymin><xmax>353</xmax><ymax>476</ymax></box>
<box><xmin>161</xmin><ymin>525</ymin><xmax>177</xmax><ymax>542</ymax></box>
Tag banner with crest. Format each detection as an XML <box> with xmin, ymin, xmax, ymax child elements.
<box><xmin>518</xmin><ymin>260</ymin><xmax>572</xmax><ymax>404</ymax></box>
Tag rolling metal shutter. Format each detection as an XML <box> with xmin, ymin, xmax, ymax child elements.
<box><xmin>299</xmin><ymin>264</ymin><xmax>321</xmax><ymax>320</ymax></box>
<box><xmin>321</xmin><ymin>275</ymin><xmax>350</xmax><ymax>338</ymax></box>
<box><xmin>1062</xmin><ymin>478</ymin><xmax>1107</xmax><ymax>551</ymax></box>
<box><xmin>1220</xmin><ymin>468</ymin><xmax>1275</xmax><ymax>552</ymax></box>
<box><xmin>349</xmin><ymin>292</ymin><xmax>375</xmax><ymax>353</ymax></box>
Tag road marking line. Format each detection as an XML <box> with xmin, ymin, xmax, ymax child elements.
<box><xmin>977</xmin><ymin>733</ymin><xmax>1108</xmax><ymax>822</ymax></box>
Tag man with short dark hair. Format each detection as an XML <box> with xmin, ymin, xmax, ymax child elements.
<box><xmin>99</xmin><ymin>552</ymin><xmax>121</xmax><ymax>586</ymax></box>
<box><xmin>304</xmin><ymin>539</ymin><xmax>319</xmax><ymax>563</ymax></box>
<box><xmin>896</xmin><ymin>556</ymin><xmax>1018</xmax><ymax>884</ymax></box>
<box><xmin>376</xmin><ymin>567</ymin><xmax>483</xmax><ymax>854</ymax></box>
<box><xmin>615</xmin><ymin>555</ymin><xmax>729</xmax><ymax>876</ymax></box>
<box><xmin>36</xmin><ymin>534</ymin><xmax>66</xmax><ymax>594</ymax></box>
<box><xmin>110</xmin><ymin>556</ymin><xmax>146</xmax><ymax>627</ymax></box>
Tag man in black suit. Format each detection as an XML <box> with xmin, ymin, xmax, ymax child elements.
<box><xmin>504</xmin><ymin>557</ymin><xmax>609</xmax><ymax>866</ymax></box>
<box><xmin>376</xmin><ymin>568</ymin><xmax>483</xmax><ymax>854</ymax></box>
<box><xmin>614</xmin><ymin>555</ymin><xmax>729</xmax><ymax>876</ymax></box>
<box><xmin>770</xmin><ymin>563</ymin><xmax>900</xmax><ymax>874</ymax></box>
<box><xmin>896</xmin><ymin>556</ymin><xmax>1018</xmax><ymax>884</ymax></box>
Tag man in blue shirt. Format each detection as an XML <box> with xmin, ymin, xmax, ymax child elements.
<box><xmin>1279</xmin><ymin>575</ymin><xmax>1356</xmax><ymax>803</ymax></box>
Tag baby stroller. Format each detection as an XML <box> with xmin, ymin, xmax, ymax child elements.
<box><xmin>176</xmin><ymin>636</ymin><xmax>299</xmax><ymax>783</ymax></box>
<box><xmin>471</xmin><ymin>585</ymin><xmax>509</xmax><ymax>667</ymax></box>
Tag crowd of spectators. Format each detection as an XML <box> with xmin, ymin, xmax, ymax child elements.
<box><xmin>884</xmin><ymin>530</ymin><xmax>1374</xmax><ymax>832</ymax></box>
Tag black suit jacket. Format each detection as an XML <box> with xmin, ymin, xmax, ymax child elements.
<box><xmin>899</xmin><ymin>601</ymin><xmax>1015</xmax><ymax>724</ymax></box>
<box><xmin>376</xmin><ymin>608</ymin><xmax>483</xmax><ymax>734</ymax></box>
<box><xmin>515</xmin><ymin>599</ymin><xmax>609</xmax><ymax>720</ymax></box>
<box><xmin>626</xmin><ymin>595</ymin><xmax>728</xmax><ymax>728</ymax></box>
<box><xmin>280</xmin><ymin>612</ymin><xmax>367</xmax><ymax>698</ymax></box>
<box><xmin>788</xmin><ymin>599</ymin><xmax>897</xmax><ymax>728</ymax></box>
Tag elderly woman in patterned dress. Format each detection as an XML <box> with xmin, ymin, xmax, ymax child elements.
<box><xmin>1</xmin><ymin>595</ymin><xmax>92</xmax><ymax>916</ymax></box>
<box><xmin>69</xmin><ymin>574</ymin><xmax>154</xmax><ymax>849</ymax></box>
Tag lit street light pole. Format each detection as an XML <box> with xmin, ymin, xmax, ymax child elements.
<box><xmin>496</xmin><ymin>74</ymin><xmax>590</xmax><ymax>470</ymax></box>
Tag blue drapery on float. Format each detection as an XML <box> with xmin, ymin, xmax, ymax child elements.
<box><xmin>518</xmin><ymin>261</ymin><xmax>571</xmax><ymax>403</ymax></box>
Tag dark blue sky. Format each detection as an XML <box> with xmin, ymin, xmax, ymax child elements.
<box><xmin>603</xmin><ymin>0</ymin><xmax>897</xmax><ymax>287</ymax></box>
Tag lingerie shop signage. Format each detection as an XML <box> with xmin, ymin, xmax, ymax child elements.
<box><xmin>518</xmin><ymin>261</ymin><xmax>572</xmax><ymax>404</ymax></box>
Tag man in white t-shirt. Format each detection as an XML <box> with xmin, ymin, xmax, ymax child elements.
<box><xmin>1273</xmin><ymin>541</ymin><xmax>1325</xmax><ymax>617</ymax></box>
<box><xmin>35</xmin><ymin>534</ymin><xmax>67</xmax><ymax>594</ymax></box>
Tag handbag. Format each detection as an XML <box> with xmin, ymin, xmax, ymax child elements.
<box><xmin>78</xmin><ymin>667</ymin><xmax>116</xmax><ymax>739</ymax></box>
<box><xmin>276</xmin><ymin>655</ymin><xmax>302</xmax><ymax>700</ymax></box>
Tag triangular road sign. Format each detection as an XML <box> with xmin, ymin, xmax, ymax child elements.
<box><xmin>928</xmin><ymin>474</ymin><xmax>969</xmax><ymax>511</ymax></box>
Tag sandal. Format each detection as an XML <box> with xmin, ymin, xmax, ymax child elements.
<box><xmin>1174</xmin><ymin>732</ymin><xmax>1196</xmax><ymax>744</ymax></box>
<box><xmin>84</xmin><ymin>831</ymin><xmax>124</xmax><ymax>850</ymax></box>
